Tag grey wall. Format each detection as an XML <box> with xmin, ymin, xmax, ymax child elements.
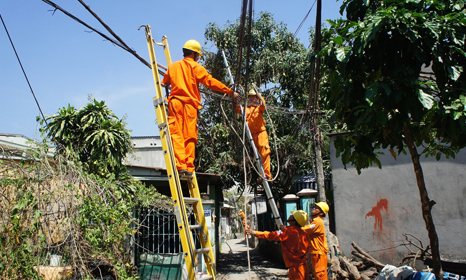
<box><xmin>126</xmin><ymin>136</ymin><xmax>166</xmax><ymax>168</ymax></box>
<box><xmin>329</xmin><ymin>136</ymin><xmax>466</xmax><ymax>264</ymax></box>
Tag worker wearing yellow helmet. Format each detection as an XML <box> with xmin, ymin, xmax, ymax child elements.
<box><xmin>237</xmin><ymin>87</ymin><xmax>271</xmax><ymax>181</ymax></box>
<box><xmin>162</xmin><ymin>40</ymin><xmax>241</xmax><ymax>176</ymax></box>
<box><xmin>247</xmin><ymin>210</ymin><xmax>311</xmax><ymax>279</ymax></box>
<box><xmin>302</xmin><ymin>202</ymin><xmax>329</xmax><ymax>280</ymax></box>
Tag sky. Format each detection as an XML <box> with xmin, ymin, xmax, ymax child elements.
<box><xmin>1</xmin><ymin>0</ymin><xmax>344</xmax><ymax>140</ymax></box>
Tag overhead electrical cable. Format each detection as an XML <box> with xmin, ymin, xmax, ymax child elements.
<box><xmin>293</xmin><ymin>0</ymin><xmax>318</xmax><ymax>38</ymax></box>
<box><xmin>41</xmin><ymin>0</ymin><xmax>166</xmax><ymax>75</ymax></box>
<box><xmin>1</xmin><ymin>13</ymin><xmax>48</xmax><ymax>125</ymax></box>
<box><xmin>40</xmin><ymin>0</ymin><xmax>311</xmax><ymax>119</ymax></box>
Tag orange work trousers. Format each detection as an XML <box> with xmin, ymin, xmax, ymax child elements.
<box><xmin>252</xmin><ymin>130</ymin><xmax>271</xmax><ymax>179</ymax></box>
<box><xmin>168</xmin><ymin>98</ymin><xmax>198</xmax><ymax>172</ymax></box>
<box><xmin>289</xmin><ymin>263</ymin><xmax>310</xmax><ymax>280</ymax></box>
<box><xmin>310</xmin><ymin>254</ymin><xmax>328</xmax><ymax>280</ymax></box>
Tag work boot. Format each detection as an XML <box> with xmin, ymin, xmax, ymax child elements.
<box><xmin>178</xmin><ymin>169</ymin><xmax>188</xmax><ymax>175</ymax></box>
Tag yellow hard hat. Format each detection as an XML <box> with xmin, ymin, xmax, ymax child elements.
<box><xmin>315</xmin><ymin>202</ymin><xmax>329</xmax><ymax>214</ymax></box>
<box><xmin>291</xmin><ymin>210</ymin><xmax>308</xmax><ymax>227</ymax></box>
<box><xmin>248</xmin><ymin>88</ymin><xmax>257</xmax><ymax>96</ymax></box>
<box><xmin>183</xmin><ymin>39</ymin><xmax>202</xmax><ymax>56</ymax></box>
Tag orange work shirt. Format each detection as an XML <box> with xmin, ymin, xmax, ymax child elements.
<box><xmin>162</xmin><ymin>57</ymin><xmax>233</xmax><ymax>109</ymax></box>
<box><xmin>254</xmin><ymin>226</ymin><xmax>310</xmax><ymax>268</ymax></box>
<box><xmin>237</xmin><ymin>95</ymin><xmax>267</xmax><ymax>134</ymax></box>
<box><xmin>302</xmin><ymin>216</ymin><xmax>328</xmax><ymax>255</ymax></box>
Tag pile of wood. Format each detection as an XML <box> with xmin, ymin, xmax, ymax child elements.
<box><xmin>329</xmin><ymin>242</ymin><xmax>385</xmax><ymax>280</ymax></box>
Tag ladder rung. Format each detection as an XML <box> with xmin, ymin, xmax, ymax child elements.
<box><xmin>195</xmin><ymin>248</ymin><xmax>211</xmax><ymax>254</ymax></box>
<box><xmin>190</xmin><ymin>224</ymin><xmax>201</xmax><ymax>230</ymax></box>
<box><xmin>198</xmin><ymin>276</ymin><xmax>213</xmax><ymax>280</ymax></box>
<box><xmin>183</xmin><ymin>197</ymin><xmax>199</xmax><ymax>204</ymax></box>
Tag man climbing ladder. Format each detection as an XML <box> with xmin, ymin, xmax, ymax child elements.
<box><xmin>143</xmin><ymin>25</ymin><xmax>235</xmax><ymax>280</ymax></box>
<box><xmin>161</xmin><ymin>39</ymin><xmax>241</xmax><ymax>176</ymax></box>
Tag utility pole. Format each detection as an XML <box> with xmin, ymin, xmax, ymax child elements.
<box><xmin>313</xmin><ymin>0</ymin><xmax>325</xmax><ymax>205</ymax></box>
<box><xmin>308</xmin><ymin>0</ymin><xmax>328</xmax><ymax>226</ymax></box>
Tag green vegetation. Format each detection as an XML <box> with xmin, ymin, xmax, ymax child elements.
<box><xmin>0</xmin><ymin>98</ymin><xmax>170</xmax><ymax>279</ymax></box>
<box><xmin>198</xmin><ymin>12</ymin><xmax>333</xmax><ymax>198</ymax></box>
<box><xmin>321</xmin><ymin>0</ymin><xmax>466</xmax><ymax>278</ymax></box>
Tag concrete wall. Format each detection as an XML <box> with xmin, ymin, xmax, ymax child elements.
<box><xmin>329</xmin><ymin>136</ymin><xmax>466</xmax><ymax>264</ymax></box>
<box><xmin>127</xmin><ymin>136</ymin><xmax>165</xmax><ymax>168</ymax></box>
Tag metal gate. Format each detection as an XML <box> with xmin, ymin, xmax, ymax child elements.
<box><xmin>135</xmin><ymin>208</ymin><xmax>197</xmax><ymax>280</ymax></box>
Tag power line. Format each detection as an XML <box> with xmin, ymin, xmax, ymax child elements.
<box><xmin>40</xmin><ymin>0</ymin><xmax>311</xmax><ymax>117</ymax></box>
<box><xmin>1</xmin><ymin>13</ymin><xmax>47</xmax><ymax>125</ymax></box>
<box><xmin>293</xmin><ymin>0</ymin><xmax>317</xmax><ymax>38</ymax></box>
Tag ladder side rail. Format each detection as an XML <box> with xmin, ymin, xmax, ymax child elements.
<box><xmin>143</xmin><ymin>25</ymin><xmax>197</xmax><ymax>280</ymax></box>
<box><xmin>238</xmin><ymin>104</ymin><xmax>283</xmax><ymax>228</ymax></box>
<box><xmin>160</xmin><ymin>34</ymin><xmax>215</xmax><ymax>280</ymax></box>
<box><xmin>221</xmin><ymin>49</ymin><xmax>283</xmax><ymax>228</ymax></box>
<box><xmin>187</xmin><ymin>175</ymin><xmax>216</xmax><ymax>278</ymax></box>
<box><xmin>161</xmin><ymin>35</ymin><xmax>172</xmax><ymax>66</ymax></box>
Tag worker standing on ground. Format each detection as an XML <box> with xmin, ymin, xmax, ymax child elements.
<box><xmin>246</xmin><ymin>210</ymin><xmax>311</xmax><ymax>280</ymax></box>
<box><xmin>238</xmin><ymin>210</ymin><xmax>247</xmax><ymax>239</ymax></box>
<box><xmin>162</xmin><ymin>40</ymin><xmax>241</xmax><ymax>176</ymax></box>
<box><xmin>303</xmin><ymin>202</ymin><xmax>329</xmax><ymax>280</ymax></box>
<box><xmin>238</xmin><ymin>87</ymin><xmax>271</xmax><ymax>181</ymax></box>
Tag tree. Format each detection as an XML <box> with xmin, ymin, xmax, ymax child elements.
<box><xmin>198</xmin><ymin>12</ymin><xmax>330</xmax><ymax>198</ymax></box>
<box><xmin>322</xmin><ymin>0</ymin><xmax>466</xmax><ymax>278</ymax></box>
<box><xmin>33</xmin><ymin>97</ymin><xmax>170</xmax><ymax>278</ymax></box>
<box><xmin>39</xmin><ymin>96</ymin><xmax>132</xmax><ymax>178</ymax></box>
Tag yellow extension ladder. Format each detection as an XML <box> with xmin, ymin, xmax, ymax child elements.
<box><xmin>142</xmin><ymin>25</ymin><xmax>215</xmax><ymax>280</ymax></box>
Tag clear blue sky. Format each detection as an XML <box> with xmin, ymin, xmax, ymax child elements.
<box><xmin>1</xmin><ymin>0</ymin><xmax>344</xmax><ymax>139</ymax></box>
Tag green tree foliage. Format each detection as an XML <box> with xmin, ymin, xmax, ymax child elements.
<box><xmin>39</xmin><ymin>96</ymin><xmax>132</xmax><ymax>177</ymax></box>
<box><xmin>28</xmin><ymin>97</ymin><xmax>171</xmax><ymax>278</ymax></box>
<box><xmin>322</xmin><ymin>0</ymin><xmax>466</xmax><ymax>277</ymax></box>
<box><xmin>196</xmin><ymin>12</ymin><xmax>336</xmax><ymax>197</ymax></box>
<box><xmin>197</xmin><ymin>12</ymin><xmax>327</xmax><ymax>196</ymax></box>
<box><xmin>1</xmin><ymin>137</ymin><xmax>170</xmax><ymax>279</ymax></box>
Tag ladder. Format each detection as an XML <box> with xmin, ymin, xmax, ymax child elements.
<box><xmin>221</xmin><ymin>51</ymin><xmax>284</xmax><ymax>229</ymax></box>
<box><xmin>142</xmin><ymin>25</ymin><xmax>215</xmax><ymax>280</ymax></box>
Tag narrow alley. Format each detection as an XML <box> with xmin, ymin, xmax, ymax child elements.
<box><xmin>216</xmin><ymin>237</ymin><xmax>289</xmax><ymax>280</ymax></box>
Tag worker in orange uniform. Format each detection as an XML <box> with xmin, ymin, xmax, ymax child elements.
<box><xmin>303</xmin><ymin>202</ymin><xmax>329</xmax><ymax>280</ymax></box>
<box><xmin>238</xmin><ymin>210</ymin><xmax>247</xmax><ymax>239</ymax></box>
<box><xmin>162</xmin><ymin>40</ymin><xmax>241</xmax><ymax>176</ymax></box>
<box><xmin>246</xmin><ymin>210</ymin><xmax>311</xmax><ymax>280</ymax></box>
<box><xmin>238</xmin><ymin>88</ymin><xmax>271</xmax><ymax>181</ymax></box>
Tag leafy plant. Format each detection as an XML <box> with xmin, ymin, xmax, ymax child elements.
<box><xmin>321</xmin><ymin>0</ymin><xmax>466</xmax><ymax>277</ymax></box>
<box><xmin>38</xmin><ymin>96</ymin><xmax>132</xmax><ymax>177</ymax></box>
<box><xmin>198</xmin><ymin>12</ymin><xmax>332</xmax><ymax>196</ymax></box>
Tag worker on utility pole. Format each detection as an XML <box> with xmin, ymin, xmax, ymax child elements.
<box><xmin>162</xmin><ymin>39</ymin><xmax>241</xmax><ymax>176</ymax></box>
<box><xmin>246</xmin><ymin>210</ymin><xmax>311</xmax><ymax>280</ymax></box>
<box><xmin>303</xmin><ymin>202</ymin><xmax>329</xmax><ymax>280</ymax></box>
<box><xmin>238</xmin><ymin>87</ymin><xmax>271</xmax><ymax>181</ymax></box>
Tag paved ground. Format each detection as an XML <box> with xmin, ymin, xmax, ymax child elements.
<box><xmin>215</xmin><ymin>237</ymin><xmax>289</xmax><ymax>280</ymax></box>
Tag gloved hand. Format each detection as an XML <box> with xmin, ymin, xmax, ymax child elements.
<box><xmin>232</xmin><ymin>91</ymin><xmax>242</xmax><ymax>103</ymax></box>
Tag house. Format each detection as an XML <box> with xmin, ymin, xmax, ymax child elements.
<box><xmin>0</xmin><ymin>133</ymin><xmax>54</xmax><ymax>159</ymax></box>
<box><xmin>126</xmin><ymin>136</ymin><xmax>225</xmax><ymax>279</ymax></box>
<box><xmin>328</xmin><ymin>133</ymin><xmax>466</xmax><ymax>265</ymax></box>
<box><xmin>1</xmin><ymin>134</ymin><xmax>225</xmax><ymax>279</ymax></box>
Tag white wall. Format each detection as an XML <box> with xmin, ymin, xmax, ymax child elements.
<box><xmin>329</xmin><ymin>136</ymin><xmax>466</xmax><ymax>263</ymax></box>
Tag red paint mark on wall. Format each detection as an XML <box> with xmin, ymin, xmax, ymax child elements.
<box><xmin>365</xmin><ymin>199</ymin><xmax>388</xmax><ymax>231</ymax></box>
<box><xmin>401</xmin><ymin>207</ymin><xmax>410</xmax><ymax>215</ymax></box>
